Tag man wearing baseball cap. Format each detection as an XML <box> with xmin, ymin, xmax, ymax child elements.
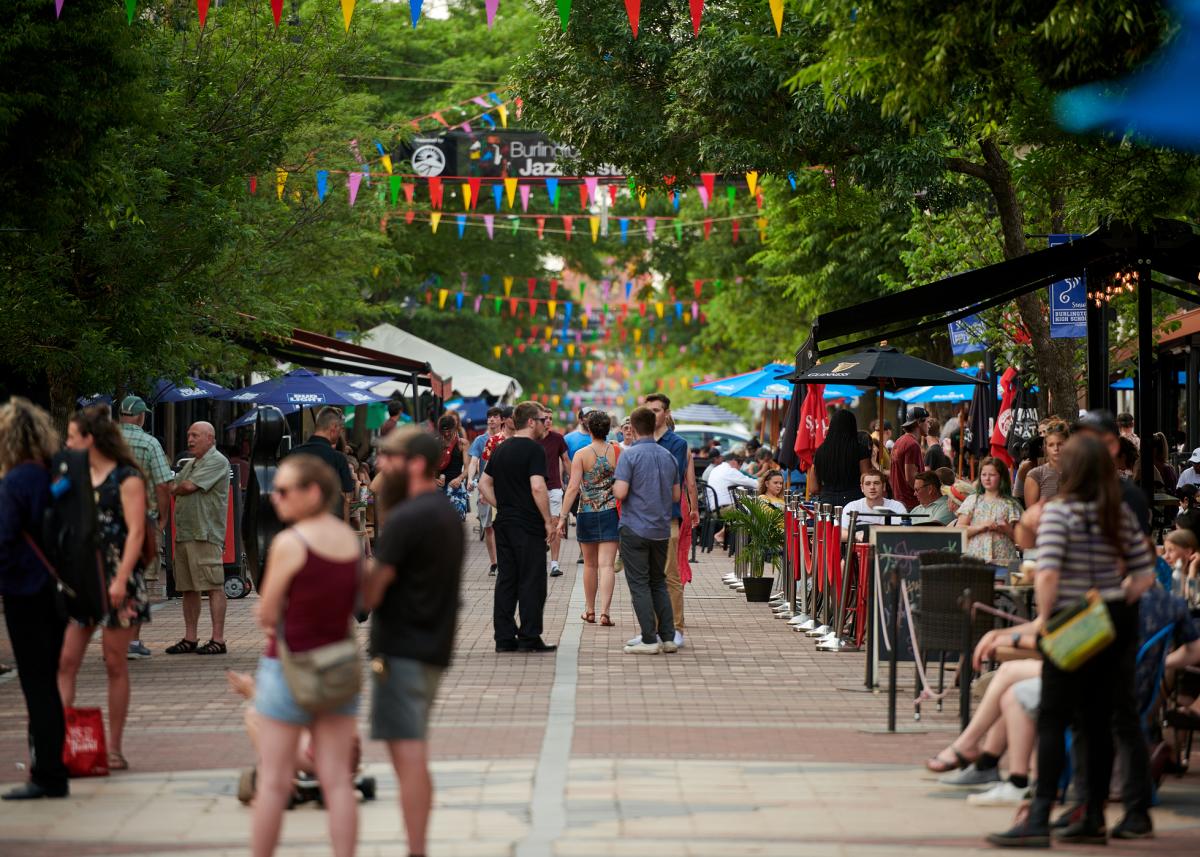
<box><xmin>1176</xmin><ymin>446</ymin><xmax>1200</xmax><ymax>492</ymax></box>
<box><xmin>889</xmin><ymin>406</ymin><xmax>930</xmax><ymax>511</ymax></box>
<box><xmin>118</xmin><ymin>396</ymin><xmax>172</xmax><ymax>659</ymax></box>
<box><xmin>1073</xmin><ymin>409</ymin><xmax>1151</xmax><ymax>534</ymax></box>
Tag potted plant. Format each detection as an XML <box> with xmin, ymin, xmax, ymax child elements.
<box><xmin>721</xmin><ymin>500</ymin><xmax>783</xmax><ymax>602</ymax></box>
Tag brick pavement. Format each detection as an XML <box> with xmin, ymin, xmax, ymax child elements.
<box><xmin>0</xmin><ymin>519</ymin><xmax>1197</xmax><ymax>855</ymax></box>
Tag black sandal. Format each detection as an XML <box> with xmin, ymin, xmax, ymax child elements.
<box><xmin>195</xmin><ymin>640</ymin><xmax>227</xmax><ymax>655</ymax></box>
<box><xmin>165</xmin><ymin>638</ymin><xmax>198</xmax><ymax>655</ymax></box>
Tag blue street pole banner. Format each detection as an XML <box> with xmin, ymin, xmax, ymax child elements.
<box><xmin>1049</xmin><ymin>234</ymin><xmax>1087</xmax><ymax>339</ymax></box>
<box><xmin>948</xmin><ymin>314</ymin><xmax>987</xmax><ymax>355</ymax></box>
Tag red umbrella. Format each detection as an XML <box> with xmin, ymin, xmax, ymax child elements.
<box><xmin>990</xmin><ymin>368</ymin><xmax>1018</xmax><ymax>467</ymax></box>
<box><xmin>794</xmin><ymin>383</ymin><xmax>828</xmax><ymax>470</ymax></box>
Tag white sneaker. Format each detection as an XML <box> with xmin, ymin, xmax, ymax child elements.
<box><xmin>623</xmin><ymin>641</ymin><xmax>661</xmax><ymax>655</ymax></box>
<box><xmin>966</xmin><ymin>780</ymin><xmax>1031</xmax><ymax>806</ymax></box>
<box><xmin>660</xmin><ymin>640</ymin><xmax>679</xmax><ymax>653</ymax></box>
<box><xmin>626</xmin><ymin>635</ymin><xmax>642</xmax><ymax>646</ymax></box>
<box><xmin>673</xmin><ymin>630</ymin><xmax>685</xmax><ymax>647</ymax></box>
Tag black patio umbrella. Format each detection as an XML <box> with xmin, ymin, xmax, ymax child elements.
<box><xmin>966</xmin><ymin>369</ymin><xmax>994</xmax><ymax>461</ymax></box>
<box><xmin>785</xmin><ymin>347</ymin><xmax>986</xmax><ymax>443</ymax></box>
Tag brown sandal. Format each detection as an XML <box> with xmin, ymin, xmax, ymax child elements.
<box><xmin>599</xmin><ymin>614</ymin><xmax>615</xmax><ymax>626</ymax></box>
<box><xmin>925</xmin><ymin>746</ymin><xmax>973</xmax><ymax>773</ymax></box>
<box><xmin>580</xmin><ymin>611</ymin><xmax>596</xmax><ymax>624</ymax></box>
<box><xmin>108</xmin><ymin>751</ymin><xmax>129</xmax><ymax>771</ymax></box>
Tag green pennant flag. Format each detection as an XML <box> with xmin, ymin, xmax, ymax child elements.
<box><xmin>674</xmin><ymin>220</ymin><xmax>683</xmax><ymax>242</ymax></box>
<box><xmin>714</xmin><ymin>279</ymin><xmax>723</xmax><ymax>292</ymax></box>
<box><xmin>494</xmin><ymin>297</ymin><xmax>502</xmax><ymax>314</ymax></box>
<box><xmin>389</xmin><ymin>176</ymin><xmax>402</xmax><ymax>207</ymax></box>
<box><xmin>125</xmin><ymin>0</ymin><xmax>136</xmax><ymax>23</ymax></box>
<box><xmin>726</xmin><ymin>185</ymin><xmax>736</xmax><ymax>209</ymax></box>
<box><xmin>579</xmin><ymin>281</ymin><xmax>586</xmax><ymax>299</ymax></box>
<box><xmin>512</xmin><ymin>219</ymin><xmax>520</xmax><ymax>235</ymax></box>
<box><xmin>627</xmin><ymin>176</ymin><xmax>637</xmax><ymax>193</ymax></box>
<box><xmin>556</xmin><ymin>0</ymin><xmax>571</xmax><ymax>30</ymax></box>
<box><xmin>603</xmin><ymin>303</ymin><xmax>608</xmax><ymax>316</ymax></box>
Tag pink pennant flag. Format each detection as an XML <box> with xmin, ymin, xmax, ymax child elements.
<box><xmin>56</xmin><ymin>0</ymin><xmax>65</xmax><ymax>18</ymax></box>
<box><xmin>485</xmin><ymin>0</ymin><xmax>500</xmax><ymax>27</ymax></box>
<box><xmin>692</xmin><ymin>300</ymin><xmax>700</xmax><ymax>318</ymax></box>
<box><xmin>474</xmin><ymin>295</ymin><xmax>483</xmax><ymax>312</ymax></box>
<box><xmin>472</xmin><ymin>96</ymin><xmax>491</xmax><ymax>108</ymax></box>
<box><xmin>347</xmin><ymin>172</ymin><xmax>363</xmax><ymax>206</ymax></box>
<box><xmin>584</xmin><ymin>176</ymin><xmax>599</xmax><ymax>205</ymax></box>
<box><xmin>695</xmin><ymin>184</ymin><xmax>710</xmax><ymax>209</ymax></box>
<box><xmin>461</xmin><ymin>121</ymin><xmax>474</xmax><ymax>134</ymax></box>
<box><xmin>519</xmin><ymin>184</ymin><xmax>532</xmax><ymax>212</ymax></box>
<box><xmin>645</xmin><ymin>218</ymin><xmax>656</xmax><ymax>242</ymax></box>
<box><xmin>483</xmin><ymin>214</ymin><xmax>495</xmax><ymax>238</ymax></box>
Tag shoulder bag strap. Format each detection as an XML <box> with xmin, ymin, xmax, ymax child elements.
<box><xmin>22</xmin><ymin>531</ymin><xmax>76</xmax><ymax>597</ymax></box>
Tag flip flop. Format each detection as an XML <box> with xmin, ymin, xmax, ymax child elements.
<box><xmin>925</xmin><ymin>746</ymin><xmax>973</xmax><ymax>773</ymax></box>
<box><xmin>108</xmin><ymin>751</ymin><xmax>129</xmax><ymax>771</ymax></box>
<box><xmin>580</xmin><ymin>612</ymin><xmax>596</xmax><ymax>624</ymax></box>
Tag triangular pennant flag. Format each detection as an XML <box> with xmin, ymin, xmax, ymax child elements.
<box><xmin>125</xmin><ymin>0</ymin><xmax>136</xmax><ymax>24</ymax></box>
<box><xmin>584</xmin><ymin>177</ymin><xmax>599</xmax><ymax>206</ymax></box>
<box><xmin>645</xmin><ymin>218</ymin><xmax>656</xmax><ymax>242</ymax></box>
<box><xmin>428</xmin><ymin>177</ymin><xmax>443</xmax><ymax>208</ymax></box>
<box><xmin>527</xmin><ymin>278</ymin><xmax>537</xmax><ymax>297</ymax></box>
<box><xmin>455</xmin><ymin>291</ymin><xmax>464</xmax><ymax>310</ymax></box>
<box><xmin>509</xmin><ymin>298</ymin><xmax>519</xmax><ymax>315</ymax></box>
<box><xmin>496</xmin><ymin>103</ymin><xmax>508</xmax><ymax>127</ymax></box>
<box><xmin>695</xmin><ymin>184</ymin><xmax>710</xmax><ymax>209</ymax></box>
<box><xmin>536</xmin><ymin>216</ymin><xmax>546</xmax><ymax>238</ymax></box>
<box><xmin>589</xmin><ymin>216</ymin><xmax>600</xmax><ymax>242</ymax></box>
<box><xmin>746</xmin><ymin>171</ymin><xmax>759</xmax><ymax>196</ymax></box>
<box><xmin>757</xmin><ymin>216</ymin><xmax>768</xmax><ymax>242</ymax></box>
<box><xmin>55</xmin><ymin>0</ymin><xmax>65</xmax><ymax>19</ymax></box>
<box><xmin>701</xmin><ymin>173</ymin><xmax>716</xmax><ymax>201</ymax></box>
<box><xmin>726</xmin><ymin>184</ymin><xmax>736</xmax><ymax>208</ymax></box>
<box><xmin>275</xmin><ymin>168</ymin><xmax>287</xmax><ymax>200</ymax></box>
<box><xmin>389</xmin><ymin>176</ymin><xmax>402</xmax><ymax>207</ymax></box>
<box><xmin>468</xmin><ymin>176</ymin><xmax>482</xmax><ymax>210</ymax></box>
<box><xmin>494</xmin><ymin>297</ymin><xmax>502</xmax><ymax>314</ymax></box>
<box><xmin>485</xmin><ymin>0</ymin><xmax>499</xmax><ymax>28</ymax></box>
<box><xmin>624</xmin><ymin>0</ymin><xmax>640</xmax><ymax>37</ymax></box>
<box><xmin>484</xmin><ymin>214</ymin><xmax>495</xmax><ymax>238</ymax></box>
<box><xmin>474</xmin><ymin>295</ymin><xmax>483</xmax><ymax>313</ymax></box>
<box><xmin>492</xmin><ymin>184</ymin><xmax>503</xmax><ymax>211</ymax></box>
<box><xmin>340</xmin><ymin>0</ymin><xmax>355</xmax><ymax>31</ymax></box>
<box><xmin>703</xmin><ymin>218</ymin><xmax>712</xmax><ymax>239</ymax></box>
<box><xmin>316</xmin><ymin>170</ymin><xmax>329</xmax><ymax>202</ymax></box>
<box><xmin>249</xmin><ymin>175</ymin><xmax>258</xmax><ymax>195</ymax></box>
<box><xmin>438</xmin><ymin>288</ymin><xmax>449</xmax><ymax>308</ymax></box>
<box><xmin>768</xmin><ymin>0</ymin><xmax>783</xmax><ymax>35</ymax></box>
<box><xmin>619</xmin><ymin>219</ymin><xmax>629</xmax><ymax>243</ymax></box>
<box><xmin>689</xmin><ymin>0</ymin><xmax>703</xmax><ymax>35</ymax></box>
<box><xmin>431</xmin><ymin>111</ymin><xmax>448</xmax><ymax>127</ymax></box>
<box><xmin>562</xmin><ymin>216</ymin><xmax>573</xmax><ymax>240</ymax></box>
<box><xmin>430</xmin><ymin>212</ymin><xmax>442</xmax><ymax>233</ymax></box>
<box><xmin>548</xmin><ymin>300</ymin><xmax>557</xmax><ymax>319</ymax></box>
<box><xmin>348</xmin><ymin>172</ymin><xmax>363</xmax><ymax>206</ymax></box>
<box><xmin>405</xmin><ymin>209</ymin><xmax>415</xmax><ymax>224</ymax></box>
<box><xmin>375</xmin><ymin>141</ymin><xmax>393</xmax><ymax>174</ymax></box>
<box><xmin>655</xmin><ymin>301</ymin><xmax>665</xmax><ymax>319</ymax></box>
<box><xmin>196</xmin><ymin>0</ymin><xmax>210</xmax><ymax>27</ymax></box>
<box><xmin>550</xmin><ymin>279</ymin><xmax>559</xmax><ymax>299</ymax></box>
<box><xmin>637</xmin><ymin>187</ymin><xmax>647</xmax><ymax>209</ymax></box>
<box><xmin>692</xmin><ymin>300</ymin><xmax>700</xmax><ymax>318</ymax></box>
<box><xmin>674</xmin><ymin>220</ymin><xmax>683</xmax><ymax>241</ymax></box>
<box><xmin>503</xmin><ymin>276</ymin><xmax>514</xmax><ymax>297</ymax></box>
<box><xmin>732</xmin><ymin>219</ymin><xmax>740</xmax><ymax>243</ymax></box>
<box><xmin>505</xmin><ymin>177</ymin><xmax>519</xmax><ymax>208</ymax></box>
<box><xmin>609</xmin><ymin>184</ymin><xmax>618</xmax><ymax>205</ymax></box>
<box><xmin>578</xmin><ymin>184</ymin><xmax>590</xmax><ymax>210</ymax></box>
<box><xmin>519</xmin><ymin>184</ymin><xmax>531</xmax><ymax>212</ymax></box>
<box><xmin>625</xmin><ymin>280</ymin><xmax>633</xmax><ymax>301</ymax></box>
<box><xmin>556</xmin><ymin>0</ymin><xmax>571</xmax><ymax>30</ymax></box>
<box><xmin>545</xmin><ymin>177</ymin><xmax>559</xmax><ymax>207</ymax></box>
<box><xmin>461</xmin><ymin>183</ymin><xmax>473</xmax><ymax>211</ymax></box>
<box><xmin>270</xmin><ymin>0</ymin><xmax>283</xmax><ymax>26</ymax></box>
<box><xmin>410</xmin><ymin>0</ymin><xmax>424</xmax><ymax>28</ymax></box>
<box><xmin>756</xmin><ymin>192</ymin><xmax>765</xmax><ymax>209</ymax></box>
<box><xmin>672</xmin><ymin>190</ymin><xmax>680</xmax><ymax>211</ymax></box>
<box><xmin>403</xmin><ymin>183</ymin><xmax>415</xmax><ymax>204</ymax></box>
<box><xmin>456</xmin><ymin>214</ymin><xmax>467</xmax><ymax>238</ymax></box>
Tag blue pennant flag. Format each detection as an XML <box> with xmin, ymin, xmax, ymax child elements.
<box><xmin>619</xmin><ymin>219</ymin><xmax>629</xmax><ymax>243</ymax></box>
<box><xmin>456</xmin><ymin>215</ymin><xmax>466</xmax><ymax>238</ymax></box>
<box><xmin>455</xmin><ymin>292</ymin><xmax>464</xmax><ymax>310</ymax></box>
<box><xmin>545</xmin><ymin>177</ymin><xmax>559</xmax><ymax>206</ymax></box>
<box><xmin>492</xmin><ymin>185</ymin><xmax>503</xmax><ymax>211</ymax></box>
<box><xmin>316</xmin><ymin>170</ymin><xmax>329</xmax><ymax>202</ymax></box>
<box><xmin>481</xmin><ymin>274</ymin><xmax>491</xmax><ymax>292</ymax></box>
<box><xmin>410</xmin><ymin>0</ymin><xmax>423</xmax><ymax>28</ymax></box>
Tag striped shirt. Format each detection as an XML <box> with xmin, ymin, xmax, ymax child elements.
<box><xmin>1036</xmin><ymin>498</ymin><xmax>1154</xmax><ymax>612</ymax></box>
<box><xmin>119</xmin><ymin>423</ymin><xmax>172</xmax><ymax>515</ymax></box>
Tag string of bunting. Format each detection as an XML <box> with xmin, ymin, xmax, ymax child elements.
<box><xmin>390</xmin><ymin>211</ymin><xmax>768</xmax><ymax>244</ymax></box>
<box><xmin>420</xmin><ymin>287</ymin><xmax>712</xmax><ymax>326</ymax></box>
<box><xmin>62</xmin><ymin>0</ymin><xmax>792</xmax><ymax>38</ymax></box>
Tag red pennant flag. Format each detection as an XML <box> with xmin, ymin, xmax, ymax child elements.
<box><xmin>700</xmin><ymin>172</ymin><xmax>716</xmax><ymax>201</ymax></box>
<box><xmin>703</xmin><ymin>218</ymin><xmax>712</xmax><ymax>240</ymax></box>
<box><xmin>561</xmin><ymin>216</ymin><xmax>573</xmax><ymax>240</ymax></box>
<box><xmin>638</xmin><ymin>301</ymin><xmax>646</xmax><ymax>317</ymax></box>
<box><xmin>405</xmin><ymin>210</ymin><xmax>415</xmax><ymax>224</ymax></box>
<box><xmin>270</xmin><ymin>0</ymin><xmax>283</xmax><ymax>26</ymax></box>
<box><xmin>527</xmin><ymin>277</ymin><xmax>537</xmax><ymax>297</ymax></box>
<box><xmin>509</xmin><ymin>298</ymin><xmax>519</xmax><ymax>316</ymax></box>
<box><xmin>468</xmin><ymin>176</ymin><xmax>481</xmax><ymax>210</ymax></box>
<box><xmin>732</xmin><ymin>220</ymin><xmax>740</xmax><ymax>243</ymax></box>
<box><xmin>756</xmin><ymin>192</ymin><xmax>764</xmax><ymax>209</ymax></box>
<box><xmin>402</xmin><ymin>183</ymin><xmax>415</xmax><ymax>203</ymax></box>
<box><xmin>198</xmin><ymin>0</ymin><xmax>211</xmax><ymax>27</ymax></box>
<box><xmin>578</xmin><ymin>184</ymin><xmax>590</xmax><ymax>210</ymax></box>
<box><xmin>624</xmin><ymin>0</ymin><xmax>640</xmax><ymax>37</ymax></box>
<box><xmin>608</xmin><ymin>184</ymin><xmax>618</xmax><ymax>205</ymax></box>
<box><xmin>689</xmin><ymin>0</ymin><xmax>703</xmax><ymax>35</ymax></box>
<box><xmin>536</xmin><ymin>216</ymin><xmax>546</xmax><ymax>238</ymax></box>
<box><xmin>249</xmin><ymin>175</ymin><xmax>257</xmax><ymax>194</ymax></box>
<box><xmin>549</xmin><ymin>279</ymin><xmax>559</xmax><ymax>299</ymax></box>
<box><xmin>693</xmin><ymin>279</ymin><xmax>703</xmax><ymax>299</ymax></box>
<box><xmin>530</xmin><ymin>299</ymin><xmax>540</xmax><ymax>315</ymax></box>
<box><xmin>428</xmin><ymin>177</ymin><xmax>443</xmax><ymax>208</ymax></box>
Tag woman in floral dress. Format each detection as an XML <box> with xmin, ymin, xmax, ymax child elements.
<box><xmin>57</xmin><ymin>409</ymin><xmax>150</xmax><ymax>771</ymax></box>
<box><xmin>955</xmin><ymin>457</ymin><xmax>1022</xmax><ymax>563</ymax></box>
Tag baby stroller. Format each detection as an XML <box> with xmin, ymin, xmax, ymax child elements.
<box><xmin>236</xmin><ymin>733</ymin><xmax>376</xmax><ymax>809</ymax></box>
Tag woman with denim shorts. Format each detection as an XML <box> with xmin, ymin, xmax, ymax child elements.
<box><xmin>253</xmin><ymin>454</ymin><xmax>362</xmax><ymax>857</ymax></box>
<box><xmin>560</xmin><ymin>410</ymin><xmax>620</xmax><ymax>626</ymax></box>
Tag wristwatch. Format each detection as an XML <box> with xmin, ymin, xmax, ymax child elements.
<box><xmin>1011</xmin><ymin>631</ymin><xmax>1022</xmax><ymax>649</ymax></box>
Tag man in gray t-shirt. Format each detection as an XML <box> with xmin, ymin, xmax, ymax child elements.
<box><xmin>613</xmin><ymin>407</ymin><xmax>681</xmax><ymax>654</ymax></box>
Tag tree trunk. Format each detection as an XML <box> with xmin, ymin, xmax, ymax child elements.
<box><xmin>46</xmin><ymin>364</ymin><xmax>79</xmax><ymax>431</ymax></box>
<box><xmin>975</xmin><ymin>138</ymin><xmax>1080</xmax><ymax>419</ymax></box>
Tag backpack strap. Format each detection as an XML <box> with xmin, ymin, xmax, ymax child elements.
<box><xmin>22</xmin><ymin>531</ymin><xmax>76</xmax><ymax>597</ymax></box>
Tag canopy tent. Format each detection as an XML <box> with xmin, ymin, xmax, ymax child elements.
<box><xmin>359</xmin><ymin>324</ymin><xmax>522</xmax><ymax>403</ymax></box>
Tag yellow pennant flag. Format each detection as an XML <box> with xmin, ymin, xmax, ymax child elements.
<box><xmin>589</xmin><ymin>216</ymin><xmax>600</xmax><ymax>242</ymax></box>
<box><xmin>567</xmin><ymin>343</ymin><xmax>576</xmax><ymax>357</ymax></box>
<box><xmin>276</xmin><ymin>168</ymin><xmax>288</xmax><ymax>200</ymax></box>
<box><xmin>438</xmin><ymin>288</ymin><xmax>449</xmax><ymax>308</ymax></box>
<box><xmin>503</xmin><ymin>276</ymin><xmax>513</xmax><ymax>297</ymax></box>
<box><xmin>637</xmin><ymin>188</ymin><xmax>647</xmax><ymax>210</ymax></box>
<box><xmin>380</xmin><ymin>154</ymin><xmax>393</xmax><ymax>174</ymax></box>
<box><xmin>634</xmin><ymin>328</ymin><xmax>642</xmax><ymax>343</ymax></box>
<box><xmin>430</xmin><ymin>212</ymin><xmax>442</xmax><ymax>233</ymax></box>
<box><xmin>655</xmin><ymin>301</ymin><xmax>665</xmax><ymax>319</ymax></box>
<box><xmin>757</xmin><ymin>216</ymin><xmax>769</xmax><ymax>241</ymax></box>
<box><xmin>504</xmin><ymin>177</ymin><xmax>518</xmax><ymax>208</ymax></box>
<box><xmin>493</xmin><ymin>345</ymin><xmax>502</xmax><ymax>359</ymax></box>
<box><xmin>746</xmin><ymin>171</ymin><xmax>759</xmax><ymax>196</ymax></box>
<box><xmin>769</xmin><ymin>0</ymin><xmax>783</xmax><ymax>36</ymax></box>
<box><xmin>462</xmin><ymin>184</ymin><xmax>472</xmax><ymax>211</ymax></box>
<box><xmin>341</xmin><ymin>0</ymin><xmax>355</xmax><ymax>30</ymax></box>
<box><xmin>497</xmin><ymin>104</ymin><xmax>508</xmax><ymax>128</ymax></box>
<box><xmin>544</xmin><ymin>326</ymin><xmax>552</xmax><ymax>339</ymax></box>
<box><xmin>581</xmin><ymin>313</ymin><xmax>589</xmax><ymax>328</ymax></box>
<box><xmin>548</xmin><ymin>300</ymin><xmax>557</xmax><ymax>319</ymax></box>
<box><xmin>684</xmin><ymin>311</ymin><xmax>692</xmax><ymax>324</ymax></box>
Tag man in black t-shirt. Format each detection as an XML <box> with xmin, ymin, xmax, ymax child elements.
<box><xmin>479</xmin><ymin>401</ymin><xmax>558</xmax><ymax>653</ymax></box>
<box><xmin>287</xmin><ymin>407</ymin><xmax>355</xmax><ymax>520</ymax></box>
<box><xmin>364</xmin><ymin>428</ymin><xmax>464</xmax><ymax>857</ymax></box>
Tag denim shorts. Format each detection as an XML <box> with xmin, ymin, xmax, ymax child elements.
<box><xmin>576</xmin><ymin>508</ymin><xmax>619</xmax><ymax>542</ymax></box>
<box><xmin>254</xmin><ymin>655</ymin><xmax>359</xmax><ymax>726</ymax></box>
<box><xmin>370</xmin><ymin>656</ymin><xmax>443</xmax><ymax>741</ymax></box>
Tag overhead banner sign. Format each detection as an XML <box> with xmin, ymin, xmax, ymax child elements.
<box><xmin>397</xmin><ymin>131</ymin><xmax>621</xmax><ymax>179</ymax></box>
<box><xmin>1048</xmin><ymin>234</ymin><xmax>1087</xmax><ymax>339</ymax></box>
<box><xmin>948</xmin><ymin>314</ymin><xmax>987</xmax><ymax>355</ymax></box>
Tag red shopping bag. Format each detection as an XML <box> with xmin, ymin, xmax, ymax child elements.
<box><xmin>63</xmin><ymin>707</ymin><xmax>109</xmax><ymax>778</ymax></box>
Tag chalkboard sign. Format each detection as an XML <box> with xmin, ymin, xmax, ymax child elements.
<box><xmin>869</xmin><ymin>526</ymin><xmax>967</xmax><ymax>666</ymax></box>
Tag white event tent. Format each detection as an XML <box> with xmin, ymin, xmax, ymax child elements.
<box><xmin>361</xmin><ymin>324</ymin><xmax>522</xmax><ymax>403</ymax></box>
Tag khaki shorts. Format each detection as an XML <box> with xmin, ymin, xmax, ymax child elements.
<box><xmin>174</xmin><ymin>540</ymin><xmax>224</xmax><ymax>591</ymax></box>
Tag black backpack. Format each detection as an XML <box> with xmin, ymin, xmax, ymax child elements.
<box><xmin>41</xmin><ymin>450</ymin><xmax>108</xmax><ymax>624</ymax></box>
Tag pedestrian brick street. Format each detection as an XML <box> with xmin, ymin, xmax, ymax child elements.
<box><xmin>1</xmin><ymin>529</ymin><xmax>1198</xmax><ymax>856</ymax></box>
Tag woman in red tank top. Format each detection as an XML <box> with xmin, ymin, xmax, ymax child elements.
<box><xmin>252</xmin><ymin>455</ymin><xmax>362</xmax><ymax>857</ymax></box>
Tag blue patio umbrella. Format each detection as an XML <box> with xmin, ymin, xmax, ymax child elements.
<box><xmin>149</xmin><ymin>378</ymin><xmax>231</xmax><ymax>404</ymax></box>
<box><xmin>886</xmin><ymin>384</ymin><xmax>978</xmax><ymax>404</ymax></box>
<box><xmin>222</xmin><ymin>368</ymin><xmax>393</xmax><ymax>408</ymax></box>
<box><xmin>227</xmin><ymin>404</ymin><xmax>301</xmax><ymax>430</ymax></box>
<box><xmin>693</xmin><ymin>363</ymin><xmax>793</xmax><ymax>398</ymax></box>
<box><xmin>446</xmin><ymin>396</ymin><xmax>491</xmax><ymax>426</ymax></box>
